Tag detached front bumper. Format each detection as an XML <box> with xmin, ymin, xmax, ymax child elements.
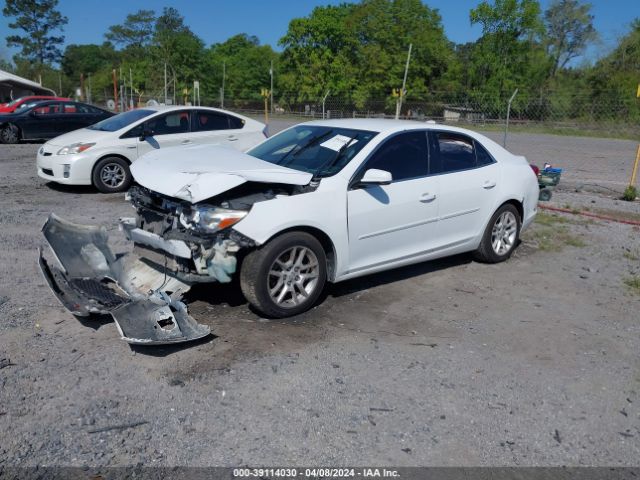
<box><xmin>39</xmin><ymin>214</ymin><xmax>211</xmax><ymax>345</ymax></box>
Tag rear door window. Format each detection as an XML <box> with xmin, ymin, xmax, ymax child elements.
<box><xmin>192</xmin><ymin>110</ymin><xmax>243</xmax><ymax>131</ymax></box>
<box><xmin>429</xmin><ymin>132</ymin><xmax>477</xmax><ymax>174</ymax></box>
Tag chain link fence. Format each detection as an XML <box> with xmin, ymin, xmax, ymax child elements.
<box><xmin>85</xmin><ymin>90</ymin><xmax>640</xmax><ymax>198</ymax></box>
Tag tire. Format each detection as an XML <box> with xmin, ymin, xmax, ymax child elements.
<box><xmin>92</xmin><ymin>157</ymin><xmax>132</xmax><ymax>193</ymax></box>
<box><xmin>474</xmin><ymin>203</ymin><xmax>521</xmax><ymax>263</ymax></box>
<box><xmin>240</xmin><ymin>231</ymin><xmax>327</xmax><ymax>318</ymax></box>
<box><xmin>0</xmin><ymin>124</ymin><xmax>20</xmax><ymax>144</ymax></box>
<box><xmin>538</xmin><ymin>188</ymin><xmax>552</xmax><ymax>201</ymax></box>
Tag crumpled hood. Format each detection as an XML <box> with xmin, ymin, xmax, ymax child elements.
<box><xmin>130</xmin><ymin>144</ymin><xmax>313</xmax><ymax>203</ymax></box>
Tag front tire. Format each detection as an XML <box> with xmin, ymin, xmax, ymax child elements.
<box><xmin>0</xmin><ymin>124</ymin><xmax>20</xmax><ymax>144</ymax></box>
<box><xmin>474</xmin><ymin>203</ymin><xmax>521</xmax><ymax>263</ymax></box>
<box><xmin>92</xmin><ymin>157</ymin><xmax>132</xmax><ymax>193</ymax></box>
<box><xmin>240</xmin><ymin>232</ymin><xmax>327</xmax><ymax>318</ymax></box>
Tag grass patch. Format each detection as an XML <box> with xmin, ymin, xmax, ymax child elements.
<box><xmin>624</xmin><ymin>276</ymin><xmax>640</xmax><ymax>294</ymax></box>
<box><xmin>534</xmin><ymin>212</ymin><xmax>569</xmax><ymax>226</ymax></box>
<box><xmin>623</xmin><ymin>250</ymin><xmax>639</xmax><ymax>261</ymax></box>
<box><xmin>526</xmin><ymin>222</ymin><xmax>587</xmax><ymax>251</ymax></box>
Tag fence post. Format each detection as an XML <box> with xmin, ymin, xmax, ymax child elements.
<box><xmin>322</xmin><ymin>90</ymin><xmax>330</xmax><ymax>119</ymax></box>
<box><xmin>503</xmin><ymin>88</ymin><xmax>518</xmax><ymax>147</ymax></box>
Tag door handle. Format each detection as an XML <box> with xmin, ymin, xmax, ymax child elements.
<box><xmin>126</xmin><ymin>145</ymin><xmax>136</xmax><ymax>149</ymax></box>
<box><xmin>227</xmin><ymin>135</ymin><xmax>238</xmax><ymax>141</ymax></box>
<box><xmin>181</xmin><ymin>139</ymin><xmax>193</xmax><ymax>145</ymax></box>
<box><xmin>419</xmin><ymin>193</ymin><xmax>436</xmax><ymax>202</ymax></box>
<box><xmin>482</xmin><ymin>180</ymin><xmax>497</xmax><ymax>189</ymax></box>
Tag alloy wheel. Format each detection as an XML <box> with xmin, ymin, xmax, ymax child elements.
<box><xmin>100</xmin><ymin>163</ymin><xmax>126</xmax><ymax>188</ymax></box>
<box><xmin>491</xmin><ymin>210</ymin><xmax>517</xmax><ymax>256</ymax></box>
<box><xmin>267</xmin><ymin>246</ymin><xmax>320</xmax><ymax>308</ymax></box>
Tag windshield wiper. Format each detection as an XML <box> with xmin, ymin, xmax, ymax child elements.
<box><xmin>313</xmin><ymin>134</ymin><xmax>359</xmax><ymax>178</ymax></box>
<box><xmin>278</xmin><ymin>129</ymin><xmax>334</xmax><ymax>167</ymax></box>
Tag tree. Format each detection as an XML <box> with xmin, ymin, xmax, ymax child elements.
<box><xmin>3</xmin><ymin>0</ymin><xmax>68</xmax><ymax>65</ymax></box>
<box><xmin>61</xmin><ymin>43</ymin><xmax>116</xmax><ymax>78</ymax></box>
<box><xmin>544</xmin><ymin>0</ymin><xmax>597</xmax><ymax>76</ymax></box>
<box><xmin>207</xmin><ymin>34</ymin><xmax>279</xmax><ymax>102</ymax></box>
<box><xmin>105</xmin><ymin>10</ymin><xmax>156</xmax><ymax>51</ymax></box>
<box><xmin>467</xmin><ymin>0</ymin><xmax>545</xmax><ymax>95</ymax></box>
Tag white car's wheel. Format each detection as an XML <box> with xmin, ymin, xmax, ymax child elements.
<box><xmin>92</xmin><ymin>157</ymin><xmax>132</xmax><ymax>193</ymax></box>
<box><xmin>474</xmin><ymin>203</ymin><xmax>521</xmax><ymax>263</ymax></box>
<box><xmin>240</xmin><ymin>232</ymin><xmax>327</xmax><ymax>318</ymax></box>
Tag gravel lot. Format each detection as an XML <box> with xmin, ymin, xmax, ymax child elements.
<box><xmin>1</xmin><ymin>129</ymin><xmax>639</xmax><ymax>468</ymax></box>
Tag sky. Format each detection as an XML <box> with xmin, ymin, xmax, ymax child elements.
<box><xmin>1</xmin><ymin>0</ymin><xmax>639</xmax><ymax>64</ymax></box>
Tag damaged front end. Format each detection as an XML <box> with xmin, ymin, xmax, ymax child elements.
<box><xmin>39</xmin><ymin>214</ymin><xmax>211</xmax><ymax>345</ymax></box>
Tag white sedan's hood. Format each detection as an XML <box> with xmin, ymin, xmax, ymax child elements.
<box><xmin>131</xmin><ymin>144</ymin><xmax>313</xmax><ymax>203</ymax></box>
<box><xmin>45</xmin><ymin>128</ymin><xmax>112</xmax><ymax>147</ymax></box>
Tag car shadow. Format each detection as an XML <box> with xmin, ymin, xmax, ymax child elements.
<box><xmin>326</xmin><ymin>252</ymin><xmax>474</xmax><ymax>299</ymax></box>
<box><xmin>44</xmin><ymin>182</ymin><xmax>100</xmax><ymax>195</ymax></box>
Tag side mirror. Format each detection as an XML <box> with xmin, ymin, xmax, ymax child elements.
<box><xmin>139</xmin><ymin>128</ymin><xmax>153</xmax><ymax>141</ymax></box>
<box><xmin>358</xmin><ymin>168</ymin><xmax>392</xmax><ymax>186</ymax></box>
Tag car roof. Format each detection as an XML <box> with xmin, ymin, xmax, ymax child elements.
<box><xmin>142</xmin><ymin>105</ymin><xmax>242</xmax><ymax>114</ymax></box>
<box><xmin>299</xmin><ymin>118</ymin><xmax>478</xmax><ymax>135</ymax></box>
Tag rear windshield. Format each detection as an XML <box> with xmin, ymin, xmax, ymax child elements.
<box><xmin>87</xmin><ymin>109</ymin><xmax>154</xmax><ymax>132</ymax></box>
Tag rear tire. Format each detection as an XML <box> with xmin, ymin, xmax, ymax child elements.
<box><xmin>474</xmin><ymin>203</ymin><xmax>521</xmax><ymax>263</ymax></box>
<box><xmin>92</xmin><ymin>157</ymin><xmax>132</xmax><ymax>193</ymax></box>
<box><xmin>240</xmin><ymin>232</ymin><xmax>327</xmax><ymax>318</ymax></box>
<box><xmin>0</xmin><ymin>124</ymin><xmax>20</xmax><ymax>144</ymax></box>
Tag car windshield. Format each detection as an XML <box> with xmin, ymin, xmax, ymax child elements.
<box><xmin>87</xmin><ymin>109</ymin><xmax>154</xmax><ymax>132</ymax></box>
<box><xmin>247</xmin><ymin>125</ymin><xmax>377</xmax><ymax>177</ymax></box>
<box><xmin>5</xmin><ymin>97</ymin><xmax>27</xmax><ymax>107</ymax></box>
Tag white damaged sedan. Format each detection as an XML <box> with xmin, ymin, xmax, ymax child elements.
<box><xmin>39</xmin><ymin>119</ymin><xmax>539</xmax><ymax>344</ymax></box>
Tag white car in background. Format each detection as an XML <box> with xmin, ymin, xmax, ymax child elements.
<box><xmin>40</xmin><ymin>119</ymin><xmax>539</xmax><ymax>345</ymax></box>
<box><xmin>36</xmin><ymin>106</ymin><xmax>266</xmax><ymax>192</ymax></box>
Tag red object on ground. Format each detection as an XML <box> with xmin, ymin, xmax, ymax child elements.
<box><xmin>538</xmin><ymin>204</ymin><xmax>640</xmax><ymax>226</ymax></box>
<box><xmin>0</xmin><ymin>96</ymin><xmax>71</xmax><ymax>113</ymax></box>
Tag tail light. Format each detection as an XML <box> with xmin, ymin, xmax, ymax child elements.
<box><xmin>530</xmin><ymin>164</ymin><xmax>540</xmax><ymax>176</ymax></box>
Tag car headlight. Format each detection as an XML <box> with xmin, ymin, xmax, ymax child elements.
<box><xmin>56</xmin><ymin>143</ymin><xmax>95</xmax><ymax>155</ymax></box>
<box><xmin>179</xmin><ymin>206</ymin><xmax>248</xmax><ymax>233</ymax></box>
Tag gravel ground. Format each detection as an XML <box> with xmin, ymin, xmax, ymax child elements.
<box><xmin>0</xmin><ymin>131</ymin><xmax>639</xmax><ymax>468</ymax></box>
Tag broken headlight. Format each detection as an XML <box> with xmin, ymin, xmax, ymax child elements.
<box><xmin>179</xmin><ymin>206</ymin><xmax>248</xmax><ymax>233</ymax></box>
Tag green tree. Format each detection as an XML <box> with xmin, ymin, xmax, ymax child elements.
<box><xmin>3</xmin><ymin>0</ymin><xmax>68</xmax><ymax>65</ymax></box>
<box><xmin>206</xmin><ymin>34</ymin><xmax>278</xmax><ymax>103</ymax></box>
<box><xmin>467</xmin><ymin>0</ymin><xmax>546</xmax><ymax>96</ymax></box>
<box><xmin>105</xmin><ymin>9</ymin><xmax>156</xmax><ymax>52</ymax></box>
<box><xmin>61</xmin><ymin>43</ymin><xmax>116</xmax><ymax>78</ymax></box>
<box><xmin>544</xmin><ymin>0</ymin><xmax>597</xmax><ymax>76</ymax></box>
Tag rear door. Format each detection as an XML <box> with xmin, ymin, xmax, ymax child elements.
<box><xmin>428</xmin><ymin>130</ymin><xmax>500</xmax><ymax>246</ymax></box>
<box><xmin>137</xmin><ymin>110</ymin><xmax>192</xmax><ymax>157</ymax></box>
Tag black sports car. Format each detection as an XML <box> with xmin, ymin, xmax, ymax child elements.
<box><xmin>0</xmin><ymin>100</ymin><xmax>113</xmax><ymax>144</ymax></box>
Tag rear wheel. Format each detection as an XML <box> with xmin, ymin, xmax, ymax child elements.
<box><xmin>474</xmin><ymin>203</ymin><xmax>521</xmax><ymax>263</ymax></box>
<box><xmin>0</xmin><ymin>124</ymin><xmax>20</xmax><ymax>144</ymax></box>
<box><xmin>92</xmin><ymin>157</ymin><xmax>132</xmax><ymax>193</ymax></box>
<box><xmin>240</xmin><ymin>232</ymin><xmax>327</xmax><ymax>318</ymax></box>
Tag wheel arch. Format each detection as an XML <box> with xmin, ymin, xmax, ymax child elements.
<box><xmin>261</xmin><ymin>225</ymin><xmax>337</xmax><ymax>282</ymax></box>
<box><xmin>500</xmin><ymin>198</ymin><xmax>524</xmax><ymax>222</ymax></box>
<box><xmin>90</xmin><ymin>153</ymin><xmax>132</xmax><ymax>179</ymax></box>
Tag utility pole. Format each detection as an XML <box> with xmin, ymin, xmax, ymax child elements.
<box><xmin>270</xmin><ymin>60</ymin><xmax>274</xmax><ymax>114</ymax></box>
<box><xmin>129</xmin><ymin>67</ymin><xmax>133</xmax><ymax>109</ymax></box>
<box><xmin>503</xmin><ymin>88</ymin><xmax>518</xmax><ymax>147</ymax></box>
<box><xmin>112</xmin><ymin>69</ymin><xmax>118</xmax><ymax>112</ymax></box>
<box><xmin>58</xmin><ymin>71</ymin><xmax>62</xmax><ymax>96</ymax></box>
<box><xmin>221</xmin><ymin>61</ymin><xmax>226</xmax><ymax>109</ymax></box>
<box><xmin>164</xmin><ymin>63</ymin><xmax>167</xmax><ymax>105</ymax></box>
<box><xmin>261</xmin><ymin>88</ymin><xmax>270</xmax><ymax>125</ymax></box>
<box><xmin>395</xmin><ymin>43</ymin><xmax>412</xmax><ymax>120</ymax></box>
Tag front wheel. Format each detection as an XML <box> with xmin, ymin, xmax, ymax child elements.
<box><xmin>240</xmin><ymin>232</ymin><xmax>327</xmax><ymax>318</ymax></box>
<box><xmin>474</xmin><ymin>204</ymin><xmax>521</xmax><ymax>263</ymax></box>
<box><xmin>92</xmin><ymin>157</ymin><xmax>132</xmax><ymax>193</ymax></box>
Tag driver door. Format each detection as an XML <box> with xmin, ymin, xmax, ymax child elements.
<box><xmin>346</xmin><ymin>131</ymin><xmax>440</xmax><ymax>274</ymax></box>
<box><xmin>137</xmin><ymin>110</ymin><xmax>192</xmax><ymax>158</ymax></box>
